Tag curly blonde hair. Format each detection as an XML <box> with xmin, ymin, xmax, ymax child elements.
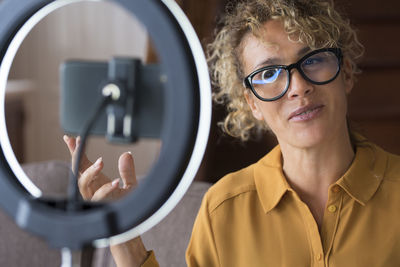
<box><xmin>207</xmin><ymin>0</ymin><xmax>364</xmax><ymax>141</ymax></box>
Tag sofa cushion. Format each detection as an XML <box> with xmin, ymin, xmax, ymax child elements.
<box><xmin>0</xmin><ymin>160</ymin><xmax>70</xmax><ymax>267</ymax></box>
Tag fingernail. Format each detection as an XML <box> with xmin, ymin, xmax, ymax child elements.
<box><xmin>123</xmin><ymin>184</ymin><xmax>132</xmax><ymax>190</ymax></box>
<box><xmin>127</xmin><ymin>151</ymin><xmax>132</xmax><ymax>155</ymax></box>
<box><xmin>63</xmin><ymin>135</ymin><xmax>69</xmax><ymax>142</ymax></box>
<box><xmin>76</xmin><ymin>136</ymin><xmax>81</xmax><ymax>146</ymax></box>
<box><xmin>112</xmin><ymin>178</ymin><xmax>120</xmax><ymax>187</ymax></box>
<box><xmin>94</xmin><ymin>157</ymin><xmax>102</xmax><ymax>168</ymax></box>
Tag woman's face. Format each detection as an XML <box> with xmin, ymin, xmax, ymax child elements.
<box><xmin>241</xmin><ymin>19</ymin><xmax>354</xmax><ymax>149</ymax></box>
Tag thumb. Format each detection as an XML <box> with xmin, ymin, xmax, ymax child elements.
<box><xmin>118</xmin><ymin>152</ymin><xmax>137</xmax><ymax>189</ymax></box>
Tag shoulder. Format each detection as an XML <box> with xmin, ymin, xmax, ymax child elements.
<box><xmin>368</xmin><ymin>144</ymin><xmax>400</xmax><ymax>206</ymax></box>
<box><xmin>203</xmin><ymin>161</ymin><xmax>259</xmax><ymax>213</ymax></box>
<box><xmin>201</xmin><ymin>145</ymin><xmax>282</xmax><ymax>214</ymax></box>
<box><xmin>355</xmin><ymin>135</ymin><xmax>400</xmax><ymax>182</ymax></box>
<box><xmin>382</xmin><ymin>148</ymin><xmax>400</xmax><ymax>181</ymax></box>
<box><xmin>365</xmin><ymin>140</ymin><xmax>400</xmax><ymax>181</ymax></box>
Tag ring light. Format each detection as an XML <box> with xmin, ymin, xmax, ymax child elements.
<box><xmin>0</xmin><ymin>0</ymin><xmax>211</xmax><ymax>250</ymax></box>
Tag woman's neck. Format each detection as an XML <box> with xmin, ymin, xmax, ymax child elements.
<box><xmin>279</xmin><ymin>129</ymin><xmax>355</xmax><ymax>204</ymax></box>
<box><xmin>278</xmin><ymin>129</ymin><xmax>355</xmax><ymax>228</ymax></box>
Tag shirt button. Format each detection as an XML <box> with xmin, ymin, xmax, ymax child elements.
<box><xmin>328</xmin><ymin>205</ymin><xmax>337</xmax><ymax>213</ymax></box>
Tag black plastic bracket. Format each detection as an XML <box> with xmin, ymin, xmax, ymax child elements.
<box><xmin>104</xmin><ymin>58</ymin><xmax>141</xmax><ymax>143</ymax></box>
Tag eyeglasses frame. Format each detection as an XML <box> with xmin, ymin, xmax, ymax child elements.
<box><xmin>243</xmin><ymin>48</ymin><xmax>343</xmax><ymax>102</ymax></box>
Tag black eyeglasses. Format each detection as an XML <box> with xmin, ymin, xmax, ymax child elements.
<box><xmin>243</xmin><ymin>48</ymin><xmax>343</xmax><ymax>101</ymax></box>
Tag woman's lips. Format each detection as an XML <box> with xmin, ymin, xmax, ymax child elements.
<box><xmin>288</xmin><ymin>104</ymin><xmax>324</xmax><ymax>122</ymax></box>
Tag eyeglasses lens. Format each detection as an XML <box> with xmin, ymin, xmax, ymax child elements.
<box><xmin>251</xmin><ymin>68</ymin><xmax>287</xmax><ymax>100</ymax></box>
<box><xmin>251</xmin><ymin>50</ymin><xmax>339</xmax><ymax>100</ymax></box>
<box><xmin>300</xmin><ymin>51</ymin><xmax>339</xmax><ymax>83</ymax></box>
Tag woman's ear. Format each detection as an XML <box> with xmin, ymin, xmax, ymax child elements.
<box><xmin>244</xmin><ymin>90</ymin><xmax>264</xmax><ymax>121</ymax></box>
<box><xmin>342</xmin><ymin>57</ymin><xmax>354</xmax><ymax>94</ymax></box>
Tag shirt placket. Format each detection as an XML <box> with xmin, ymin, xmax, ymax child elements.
<box><xmin>296</xmin><ymin>184</ymin><xmax>343</xmax><ymax>267</ymax></box>
<box><xmin>321</xmin><ymin>185</ymin><xmax>343</xmax><ymax>266</ymax></box>
<box><xmin>294</xmin><ymin>193</ymin><xmax>324</xmax><ymax>267</ymax></box>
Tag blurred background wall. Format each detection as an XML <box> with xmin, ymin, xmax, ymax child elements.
<box><xmin>6</xmin><ymin>1</ymin><xmax>161</xmax><ymax>179</ymax></box>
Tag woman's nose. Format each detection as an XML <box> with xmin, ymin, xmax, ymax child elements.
<box><xmin>287</xmin><ymin>70</ymin><xmax>314</xmax><ymax>99</ymax></box>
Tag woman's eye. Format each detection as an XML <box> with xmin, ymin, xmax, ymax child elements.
<box><xmin>303</xmin><ymin>55</ymin><xmax>326</xmax><ymax>66</ymax></box>
<box><xmin>261</xmin><ymin>68</ymin><xmax>281</xmax><ymax>82</ymax></box>
<box><xmin>304</xmin><ymin>58</ymin><xmax>319</xmax><ymax>65</ymax></box>
<box><xmin>262</xmin><ymin>70</ymin><xmax>276</xmax><ymax>79</ymax></box>
<box><xmin>252</xmin><ymin>68</ymin><xmax>282</xmax><ymax>85</ymax></box>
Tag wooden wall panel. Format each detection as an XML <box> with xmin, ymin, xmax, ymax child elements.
<box><xmin>357</xmin><ymin>24</ymin><xmax>400</xmax><ymax>68</ymax></box>
<box><xmin>338</xmin><ymin>0</ymin><xmax>400</xmax><ymax>155</ymax></box>
<box><xmin>353</xmin><ymin>119</ymin><xmax>400</xmax><ymax>155</ymax></box>
<box><xmin>146</xmin><ymin>0</ymin><xmax>221</xmax><ymax>63</ymax></box>
<box><xmin>336</xmin><ymin>0</ymin><xmax>400</xmax><ymax>21</ymax></box>
<box><xmin>348</xmin><ymin>69</ymin><xmax>400</xmax><ymax>119</ymax></box>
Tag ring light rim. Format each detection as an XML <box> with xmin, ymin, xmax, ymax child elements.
<box><xmin>0</xmin><ymin>0</ymin><xmax>211</xmax><ymax>248</ymax></box>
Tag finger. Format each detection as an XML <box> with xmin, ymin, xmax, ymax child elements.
<box><xmin>118</xmin><ymin>152</ymin><xmax>137</xmax><ymax>189</ymax></box>
<box><xmin>71</xmin><ymin>136</ymin><xmax>94</xmax><ymax>174</ymax></box>
<box><xmin>78</xmin><ymin>157</ymin><xmax>104</xmax><ymax>199</ymax></box>
<box><xmin>63</xmin><ymin>135</ymin><xmax>89</xmax><ymax>172</ymax></box>
<box><xmin>91</xmin><ymin>179</ymin><xmax>121</xmax><ymax>201</ymax></box>
<box><xmin>63</xmin><ymin>135</ymin><xmax>76</xmax><ymax>155</ymax></box>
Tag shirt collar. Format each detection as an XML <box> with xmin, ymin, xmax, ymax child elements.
<box><xmin>254</xmin><ymin>136</ymin><xmax>387</xmax><ymax>213</ymax></box>
<box><xmin>336</xmin><ymin>137</ymin><xmax>387</xmax><ymax>206</ymax></box>
<box><xmin>254</xmin><ymin>145</ymin><xmax>290</xmax><ymax>213</ymax></box>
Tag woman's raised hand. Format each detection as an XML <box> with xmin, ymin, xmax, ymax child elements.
<box><xmin>63</xmin><ymin>135</ymin><xmax>149</xmax><ymax>266</ymax></box>
<box><xmin>63</xmin><ymin>135</ymin><xmax>137</xmax><ymax>201</ymax></box>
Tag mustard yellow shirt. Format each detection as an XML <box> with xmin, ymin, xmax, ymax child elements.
<box><xmin>185</xmin><ymin>140</ymin><xmax>400</xmax><ymax>267</ymax></box>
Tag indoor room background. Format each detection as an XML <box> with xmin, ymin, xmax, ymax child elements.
<box><xmin>5</xmin><ymin>0</ymin><xmax>400</xmax><ymax>184</ymax></box>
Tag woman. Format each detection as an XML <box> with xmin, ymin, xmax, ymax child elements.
<box><xmin>64</xmin><ymin>0</ymin><xmax>400</xmax><ymax>266</ymax></box>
